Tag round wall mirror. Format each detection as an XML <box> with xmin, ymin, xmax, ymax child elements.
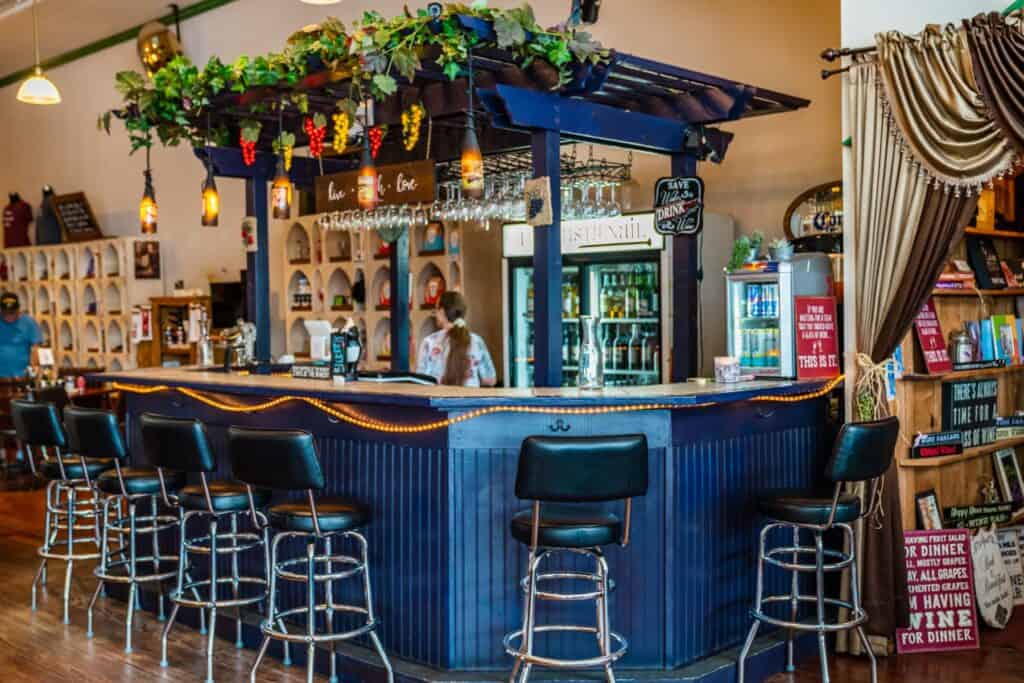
<box><xmin>783</xmin><ymin>181</ymin><xmax>843</xmax><ymax>241</ymax></box>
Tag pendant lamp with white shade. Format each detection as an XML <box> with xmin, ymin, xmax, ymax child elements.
<box><xmin>16</xmin><ymin>0</ymin><xmax>60</xmax><ymax>105</ymax></box>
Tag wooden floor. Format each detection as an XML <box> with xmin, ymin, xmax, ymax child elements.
<box><xmin>1</xmin><ymin>485</ymin><xmax>1023</xmax><ymax>682</ymax></box>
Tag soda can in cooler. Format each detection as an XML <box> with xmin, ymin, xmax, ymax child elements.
<box><xmin>745</xmin><ymin>284</ymin><xmax>757</xmax><ymax>318</ymax></box>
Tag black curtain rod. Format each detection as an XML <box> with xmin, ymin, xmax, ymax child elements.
<box><xmin>819</xmin><ymin>46</ymin><xmax>876</xmax><ymax>80</ymax></box>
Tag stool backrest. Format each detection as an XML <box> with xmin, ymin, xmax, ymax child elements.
<box><xmin>228</xmin><ymin>426</ymin><xmax>324</xmax><ymax>490</ymax></box>
<box><xmin>29</xmin><ymin>385</ymin><xmax>69</xmax><ymax>417</ymax></box>
<box><xmin>11</xmin><ymin>398</ymin><xmax>65</xmax><ymax>448</ymax></box>
<box><xmin>515</xmin><ymin>434</ymin><xmax>648</xmax><ymax>502</ymax></box>
<box><xmin>64</xmin><ymin>406</ymin><xmax>126</xmax><ymax>461</ymax></box>
<box><xmin>140</xmin><ymin>412</ymin><xmax>215</xmax><ymax>473</ymax></box>
<box><xmin>825</xmin><ymin>417</ymin><xmax>899</xmax><ymax>484</ymax></box>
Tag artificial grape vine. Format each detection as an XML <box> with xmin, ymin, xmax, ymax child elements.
<box><xmin>304</xmin><ymin>113</ymin><xmax>327</xmax><ymax>158</ymax></box>
<box><xmin>401</xmin><ymin>103</ymin><xmax>425</xmax><ymax>152</ymax></box>
<box><xmin>368</xmin><ymin>126</ymin><xmax>385</xmax><ymax>159</ymax></box>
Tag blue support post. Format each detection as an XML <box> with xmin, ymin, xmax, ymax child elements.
<box><xmin>252</xmin><ymin>169</ymin><xmax>272</xmax><ymax>370</ymax></box>
<box><xmin>671</xmin><ymin>153</ymin><xmax>700</xmax><ymax>382</ymax></box>
<box><xmin>390</xmin><ymin>230</ymin><xmax>411</xmax><ymax>373</ymax></box>
<box><xmin>532</xmin><ymin>130</ymin><xmax>563</xmax><ymax>388</ymax></box>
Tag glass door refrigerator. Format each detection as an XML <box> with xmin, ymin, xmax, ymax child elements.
<box><xmin>503</xmin><ymin>214</ymin><xmax>666</xmax><ymax>388</ymax></box>
<box><xmin>725</xmin><ymin>253</ymin><xmax>832</xmax><ymax>379</ymax></box>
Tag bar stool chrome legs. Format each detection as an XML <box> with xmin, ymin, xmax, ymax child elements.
<box><xmin>160</xmin><ymin>506</ymin><xmax>267</xmax><ymax>683</ymax></box>
<box><xmin>32</xmin><ymin>475</ymin><xmax>103</xmax><ymax>624</ymax></box>
<box><xmin>87</xmin><ymin>493</ymin><xmax>181</xmax><ymax>651</ymax></box>
<box><xmin>249</xmin><ymin>529</ymin><xmax>394</xmax><ymax>683</ymax></box>
<box><xmin>503</xmin><ymin>547</ymin><xmax>627</xmax><ymax>683</ymax></box>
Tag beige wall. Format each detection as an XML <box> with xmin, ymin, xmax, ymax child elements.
<box><xmin>0</xmin><ymin>0</ymin><xmax>839</xmax><ymax>344</ymax></box>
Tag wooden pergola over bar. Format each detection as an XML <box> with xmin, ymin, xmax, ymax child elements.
<box><xmin>199</xmin><ymin>15</ymin><xmax>810</xmax><ymax>386</ymax></box>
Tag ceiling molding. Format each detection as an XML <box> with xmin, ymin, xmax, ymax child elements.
<box><xmin>0</xmin><ymin>0</ymin><xmax>239</xmax><ymax>89</ymax></box>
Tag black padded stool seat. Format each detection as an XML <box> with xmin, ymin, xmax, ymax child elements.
<box><xmin>42</xmin><ymin>457</ymin><xmax>113</xmax><ymax>481</ymax></box>
<box><xmin>96</xmin><ymin>467</ymin><xmax>186</xmax><ymax>496</ymax></box>
<box><xmin>758</xmin><ymin>490</ymin><xmax>862</xmax><ymax>526</ymax></box>
<box><xmin>268</xmin><ymin>498</ymin><xmax>369</xmax><ymax>533</ymax></box>
<box><xmin>510</xmin><ymin>504</ymin><xmax>622</xmax><ymax>548</ymax></box>
<box><xmin>178</xmin><ymin>480</ymin><xmax>271</xmax><ymax>511</ymax></box>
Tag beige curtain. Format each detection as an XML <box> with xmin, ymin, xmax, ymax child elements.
<box><xmin>876</xmin><ymin>25</ymin><xmax>1018</xmax><ymax>187</ymax></box>
<box><xmin>839</xmin><ymin>58</ymin><xmax>931</xmax><ymax>655</ymax></box>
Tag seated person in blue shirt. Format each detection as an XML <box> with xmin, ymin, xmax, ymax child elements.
<box><xmin>0</xmin><ymin>292</ymin><xmax>41</xmax><ymax>378</ymax></box>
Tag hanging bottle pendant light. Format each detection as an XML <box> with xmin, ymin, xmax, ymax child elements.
<box><xmin>357</xmin><ymin>127</ymin><xmax>379</xmax><ymax>211</ymax></box>
<box><xmin>16</xmin><ymin>0</ymin><xmax>60</xmax><ymax>105</ymax></box>
<box><xmin>139</xmin><ymin>145</ymin><xmax>156</xmax><ymax>235</ymax></box>
<box><xmin>271</xmin><ymin>101</ymin><xmax>292</xmax><ymax>219</ymax></box>
<box><xmin>461</xmin><ymin>54</ymin><xmax>484</xmax><ymax>200</ymax></box>
<box><xmin>201</xmin><ymin>114</ymin><xmax>220</xmax><ymax>226</ymax></box>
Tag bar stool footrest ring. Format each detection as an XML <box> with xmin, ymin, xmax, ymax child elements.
<box><xmin>503</xmin><ymin>625</ymin><xmax>628</xmax><ymax>669</ymax></box>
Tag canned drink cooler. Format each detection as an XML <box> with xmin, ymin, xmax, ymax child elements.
<box><xmin>725</xmin><ymin>253</ymin><xmax>832</xmax><ymax>379</ymax></box>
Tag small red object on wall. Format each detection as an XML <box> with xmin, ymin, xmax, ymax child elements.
<box><xmin>914</xmin><ymin>297</ymin><xmax>953</xmax><ymax>374</ymax></box>
<box><xmin>795</xmin><ymin>296</ymin><xmax>840</xmax><ymax>379</ymax></box>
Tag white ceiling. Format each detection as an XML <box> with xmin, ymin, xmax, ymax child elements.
<box><xmin>0</xmin><ymin>0</ymin><xmax>174</xmax><ymax>74</ymax></box>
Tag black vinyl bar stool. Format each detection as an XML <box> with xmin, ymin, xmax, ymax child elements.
<box><xmin>12</xmin><ymin>397</ymin><xmax>111</xmax><ymax>625</ymax></box>
<box><xmin>64</xmin><ymin>406</ymin><xmax>186</xmax><ymax>652</ymax></box>
<box><xmin>229</xmin><ymin>426</ymin><xmax>394</xmax><ymax>683</ymax></box>
<box><xmin>140</xmin><ymin>413</ymin><xmax>269</xmax><ymax>683</ymax></box>
<box><xmin>737</xmin><ymin>416</ymin><xmax>899</xmax><ymax>683</ymax></box>
<box><xmin>504</xmin><ymin>434</ymin><xmax>649</xmax><ymax>683</ymax></box>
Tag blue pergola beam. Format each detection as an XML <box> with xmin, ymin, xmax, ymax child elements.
<box><xmin>481</xmin><ymin>85</ymin><xmax>688</xmax><ymax>153</ymax></box>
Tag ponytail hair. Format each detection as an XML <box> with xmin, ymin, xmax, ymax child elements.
<box><xmin>440</xmin><ymin>291</ymin><xmax>471</xmax><ymax>386</ymax></box>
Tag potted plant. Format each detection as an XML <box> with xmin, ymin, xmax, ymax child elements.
<box><xmin>748</xmin><ymin>231</ymin><xmax>765</xmax><ymax>262</ymax></box>
<box><xmin>769</xmin><ymin>237</ymin><xmax>794</xmax><ymax>262</ymax></box>
<box><xmin>727</xmin><ymin>235</ymin><xmax>752</xmax><ymax>272</ymax></box>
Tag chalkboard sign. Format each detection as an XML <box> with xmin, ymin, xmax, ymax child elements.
<box><xmin>315</xmin><ymin>160</ymin><xmax>435</xmax><ymax>212</ymax></box>
<box><xmin>941</xmin><ymin>378</ymin><xmax>997</xmax><ymax>448</ymax></box>
<box><xmin>51</xmin><ymin>192</ymin><xmax>103</xmax><ymax>242</ymax></box>
<box><xmin>653</xmin><ymin>176</ymin><xmax>704</xmax><ymax>236</ymax></box>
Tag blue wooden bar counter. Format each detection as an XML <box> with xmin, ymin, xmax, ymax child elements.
<box><xmin>98</xmin><ymin>368</ymin><xmax>834</xmax><ymax>682</ymax></box>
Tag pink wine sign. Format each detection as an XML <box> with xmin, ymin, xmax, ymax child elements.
<box><xmin>896</xmin><ymin>529</ymin><xmax>980</xmax><ymax>654</ymax></box>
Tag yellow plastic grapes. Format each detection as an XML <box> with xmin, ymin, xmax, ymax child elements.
<box><xmin>333</xmin><ymin>112</ymin><xmax>351</xmax><ymax>152</ymax></box>
<box><xmin>401</xmin><ymin>103</ymin><xmax>424</xmax><ymax>152</ymax></box>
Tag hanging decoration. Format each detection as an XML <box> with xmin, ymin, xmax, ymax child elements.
<box><xmin>368</xmin><ymin>126</ymin><xmax>385</xmax><ymax>160</ymax></box>
<box><xmin>332</xmin><ymin>108</ymin><xmax>352</xmax><ymax>152</ymax></box>
<box><xmin>240</xmin><ymin>120</ymin><xmax>261</xmax><ymax>166</ymax></box>
<box><xmin>139</xmin><ymin>147</ymin><xmax>158</xmax><ymax>234</ymax></box>
<box><xmin>101</xmin><ymin>5</ymin><xmax>609</xmax><ymax>156</ymax></box>
<box><xmin>401</xmin><ymin>102</ymin><xmax>425</xmax><ymax>152</ymax></box>
<box><xmin>273</xmin><ymin>132</ymin><xmax>296</xmax><ymax>172</ymax></box>
<box><xmin>357</xmin><ymin>133</ymin><xmax>379</xmax><ymax>211</ymax></box>
<box><xmin>201</xmin><ymin>113</ymin><xmax>219</xmax><ymax>227</ymax></box>
<box><xmin>304</xmin><ymin>113</ymin><xmax>327</xmax><ymax>158</ymax></box>
<box><xmin>271</xmin><ymin>101</ymin><xmax>292</xmax><ymax>219</ymax></box>
<box><xmin>461</xmin><ymin>54</ymin><xmax>484</xmax><ymax>200</ymax></box>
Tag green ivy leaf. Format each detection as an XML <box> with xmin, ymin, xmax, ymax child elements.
<box><xmin>443</xmin><ymin>60</ymin><xmax>462</xmax><ymax>80</ymax></box>
<box><xmin>114</xmin><ymin>71</ymin><xmax>146</xmax><ymax>98</ymax></box>
<box><xmin>494</xmin><ymin>14</ymin><xmax>526</xmax><ymax>49</ymax></box>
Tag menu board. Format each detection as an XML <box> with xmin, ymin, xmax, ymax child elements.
<box><xmin>51</xmin><ymin>192</ymin><xmax>103</xmax><ymax>242</ymax></box>
<box><xmin>896</xmin><ymin>529</ymin><xmax>979</xmax><ymax>654</ymax></box>
<box><xmin>653</xmin><ymin>176</ymin><xmax>704</xmax><ymax>236</ymax></box>
<box><xmin>315</xmin><ymin>160</ymin><xmax>435</xmax><ymax>212</ymax></box>
<box><xmin>913</xmin><ymin>297</ymin><xmax>953</xmax><ymax>374</ymax></box>
<box><xmin>941</xmin><ymin>378</ymin><xmax>997</xmax><ymax>447</ymax></box>
<box><xmin>794</xmin><ymin>296</ymin><xmax>840</xmax><ymax>379</ymax></box>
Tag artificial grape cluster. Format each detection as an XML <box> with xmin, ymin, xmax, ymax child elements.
<box><xmin>283</xmin><ymin>145</ymin><xmax>293</xmax><ymax>171</ymax></box>
<box><xmin>368</xmin><ymin>126</ymin><xmax>384</xmax><ymax>159</ymax></box>
<box><xmin>240</xmin><ymin>133</ymin><xmax>257</xmax><ymax>166</ymax></box>
<box><xmin>401</xmin><ymin>103</ymin><xmax>425</xmax><ymax>152</ymax></box>
<box><xmin>332</xmin><ymin>112</ymin><xmax>350</xmax><ymax>152</ymax></box>
<box><xmin>304</xmin><ymin>115</ymin><xmax>327</xmax><ymax>158</ymax></box>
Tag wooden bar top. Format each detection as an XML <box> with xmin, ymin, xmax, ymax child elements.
<box><xmin>96</xmin><ymin>366</ymin><xmax>830</xmax><ymax>410</ymax></box>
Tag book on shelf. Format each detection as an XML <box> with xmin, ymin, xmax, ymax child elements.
<box><xmin>980</xmin><ymin>319</ymin><xmax>997</xmax><ymax>362</ymax></box>
<box><xmin>936</xmin><ymin>279</ymin><xmax>975</xmax><ymax>290</ymax></box>
<box><xmin>996</xmin><ymin>416</ymin><xmax>1024</xmax><ymax>440</ymax></box>
<box><xmin>992</xmin><ymin>314</ymin><xmax>1020</xmax><ymax>365</ymax></box>
<box><xmin>966</xmin><ymin>235</ymin><xmax>1008</xmax><ymax>289</ymax></box>
<box><xmin>965</xmin><ymin>320</ymin><xmax>982</xmax><ymax>361</ymax></box>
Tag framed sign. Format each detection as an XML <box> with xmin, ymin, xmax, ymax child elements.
<box><xmin>896</xmin><ymin>529</ymin><xmax>979</xmax><ymax>654</ymax></box>
<box><xmin>524</xmin><ymin>176</ymin><xmax>553</xmax><ymax>227</ymax></box>
<box><xmin>941</xmin><ymin>378</ymin><xmax>997</xmax><ymax>448</ymax></box>
<box><xmin>913</xmin><ymin>297</ymin><xmax>953</xmax><ymax>374</ymax></box>
<box><xmin>945</xmin><ymin>503</ymin><xmax>1015</xmax><ymax>529</ymax></box>
<box><xmin>993</xmin><ymin>448</ymin><xmax>1024</xmax><ymax>506</ymax></box>
<box><xmin>972</xmin><ymin>528</ymin><xmax>1014</xmax><ymax>629</ymax></box>
<box><xmin>133</xmin><ymin>241</ymin><xmax>161</xmax><ymax>280</ymax></box>
<box><xmin>794</xmin><ymin>296</ymin><xmax>840</xmax><ymax>379</ymax></box>
<box><xmin>51</xmin><ymin>192</ymin><xmax>103</xmax><ymax>242</ymax></box>
<box><xmin>915</xmin><ymin>489</ymin><xmax>944</xmax><ymax>530</ymax></box>
<box><xmin>997</xmin><ymin>527</ymin><xmax>1024</xmax><ymax>606</ymax></box>
<box><xmin>315</xmin><ymin>160</ymin><xmax>435</xmax><ymax>212</ymax></box>
<box><xmin>653</xmin><ymin>176</ymin><xmax>704</xmax><ymax>236</ymax></box>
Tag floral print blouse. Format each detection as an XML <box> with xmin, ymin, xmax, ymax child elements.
<box><xmin>416</xmin><ymin>329</ymin><xmax>497</xmax><ymax>387</ymax></box>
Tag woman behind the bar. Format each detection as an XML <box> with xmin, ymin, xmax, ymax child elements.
<box><xmin>417</xmin><ymin>291</ymin><xmax>497</xmax><ymax>387</ymax></box>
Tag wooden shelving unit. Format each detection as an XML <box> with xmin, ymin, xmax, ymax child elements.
<box><xmin>896</xmin><ymin>210</ymin><xmax>1024</xmax><ymax>531</ymax></box>
<box><xmin>139</xmin><ymin>295</ymin><xmax>211</xmax><ymax>367</ymax></box>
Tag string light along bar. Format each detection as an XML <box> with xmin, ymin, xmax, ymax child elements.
<box><xmin>112</xmin><ymin>376</ymin><xmax>844</xmax><ymax>435</ymax></box>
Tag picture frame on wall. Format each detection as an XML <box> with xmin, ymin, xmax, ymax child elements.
<box><xmin>993</xmin><ymin>448</ymin><xmax>1024</xmax><ymax>508</ymax></box>
<box><xmin>916</xmin><ymin>489</ymin><xmax>944</xmax><ymax>530</ymax></box>
<box><xmin>133</xmin><ymin>241</ymin><xmax>161</xmax><ymax>280</ymax></box>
